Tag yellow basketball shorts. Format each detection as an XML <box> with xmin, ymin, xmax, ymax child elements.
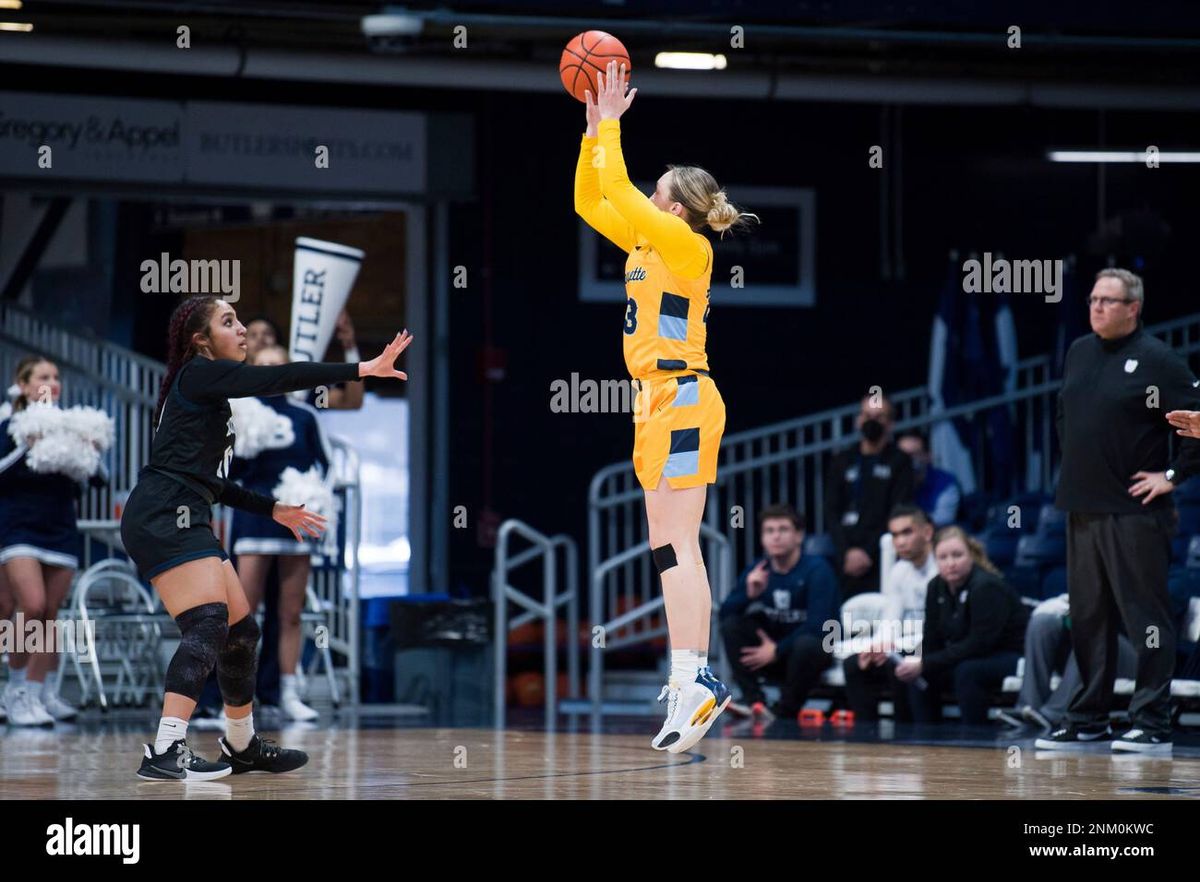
<box><xmin>631</xmin><ymin>373</ymin><xmax>726</xmax><ymax>491</ymax></box>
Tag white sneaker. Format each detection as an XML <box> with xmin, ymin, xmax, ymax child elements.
<box><xmin>6</xmin><ymin>686</ymin><xmax>52</xmax><ymax>727</ymax></box>
<box><xmin>39</xmin><ymin>688</ymin><xmax>78</xmax><ymax>722</ymax></box>
<box><xmin>281</xmin><ymin>690</ymin><xmax>319</xmax><ymax>722</ymax></box>
<box><xmin>28</xmin><ymin>691</ymin><xmax>56</xmax><ymax>726</ymax></box>
<box><xmin>651</xmin><ymin>667</ymin><xmax>732</xmax><ymax>754</ymax></box>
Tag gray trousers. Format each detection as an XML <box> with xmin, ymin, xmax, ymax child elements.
<box><xmin>1018</xmin><ymin>611</ymin><xmax>1137</xmax><ymax>725</ymax></box>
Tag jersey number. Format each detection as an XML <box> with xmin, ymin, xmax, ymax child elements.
<box><xmin>624</xmin><ymin>297</ymin><xmax>638</xmax><ymax>335</ymax></box>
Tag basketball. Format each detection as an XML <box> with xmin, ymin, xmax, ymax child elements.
<box><xmin>559</xmin><ymin>31</ymin><xmax>631</xmax><ymax>103</ymax></box>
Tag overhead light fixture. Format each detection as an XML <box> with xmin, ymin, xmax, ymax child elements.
<box><xmin>1048</xmin><ymin>150</ymin><xmax>1200</xmax><ymax>163</ymax></box>
<box><xmin>0</xmin><ymin>1</ymin><xmax>23</xmax><ymax>9</ymax></box>
<box><xmin>361</xmin><ymin>13</ymin><xmax>424</xmax><ymax>37</ymax></box>
<box><xmin>0</xmin><ymin>21</ymin><xmax>31</xmax><ymax>31</ymax></box>
<box><xmin>654</xmin><ymin>52</ymin><xmax>728</xmax><ymax>71</ymax></box>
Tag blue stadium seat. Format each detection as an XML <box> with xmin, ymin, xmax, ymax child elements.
<box><xmin>982</xmin><ymin>528</ymin><xmax>1021</xmax><ymax>568</ymax></box>
<box><xmin>1013</xmin><ymin>493</ymin><xmax>1053</xmax><ymax>530</ymax></box>
<box><xmin>1177</xmin><ymin>503</ymin><xmax>1200</xmax><ymax>537</ymax></box>
<box><xmin>1035</xmin><ymin>504</ymin><xmax>1066</xmax><ymax>537</ymax></box>
<box><xmin>1015</xmin><ymin>533</ymin><xmax>1066</xmax><ymax>568</ymax></box>
<box><xmin>804</xmin><ymin>533</ymin><xmax>837</xmax><ymax>561</ymax></box>
<box><xmin>1173</xmin><ymin>477</ymin><xmax>1200</xmax><ymax>505</ymax></box>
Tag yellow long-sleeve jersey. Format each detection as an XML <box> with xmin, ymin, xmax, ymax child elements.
<box><xmin>575</xmin><ymin>119</ymin><xmax>713</xmax><ymax>382</ymax></box>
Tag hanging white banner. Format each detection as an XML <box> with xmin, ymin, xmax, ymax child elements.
<box><xmin>290</xmin><ymin>237</ymin><xmax>364</xmax><ymax>363</ymax></box>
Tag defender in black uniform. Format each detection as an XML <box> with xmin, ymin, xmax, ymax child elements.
<box><xmin>125</xmin><ymin>295</ymin><xmax>411</xmax><ymax>780</ymax></box>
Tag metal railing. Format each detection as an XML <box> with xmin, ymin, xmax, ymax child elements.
<box><xmin>491</xmin><ymin>519</ymin><xmax>579</xmax><ymax>728</ymax></box>
<box><xmin>308</xmin><ymin>435</ymin><xmax>363</xmax><ymax>708</ymax></box>
<box><xmin>587</xmin><ymin>312</ymin><xmax>1200</xmax><ymax>687</ymax></box>
<box><xmin>587</xmin><ymin>522</ymin><xmax>732</xmax><ymax>715</ymax></box>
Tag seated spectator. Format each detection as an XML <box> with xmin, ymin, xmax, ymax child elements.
<box><xmin>720</xmin><ymin>504</ymin><xmax>837</xmax><ymax>719</ymax></box>
<box><xmin>894</xmin><ymin>526</ymin><xmax>1030</xmax><ymax>725</ymax></box>
<box><xmin>1001</xmin><ymin>593</ymin><xmax>1137</xmax><ymax>731</ymax></box>
<box><xmin>824</xmin><ymin>394</ymin><xmax>914</xmax><ymax>600</ymax></box>
<box><xmin>842</xmin><ymin>505</ymin><xmax>938</xmax><ymax>722</ymax></box>
<box><xmin>896</xmin><ymin>430</ymin><xmax>961</xmax><ymax>527</ymax></box>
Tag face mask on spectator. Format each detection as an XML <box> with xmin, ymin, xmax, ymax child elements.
<box><xmin>861</xmin><ymin>418</ymin><xmax>885</xmax><ymax>443</ymax></box>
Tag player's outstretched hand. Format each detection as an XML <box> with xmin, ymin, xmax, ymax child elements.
<box><xmin>358</xmin><ymin>330</ymin><xmax>412</xmax><ymax>381</ymax></box>
<box><xmin>1166</xmin><ymin>409</ymin><xmax>1200</xmax><ymax>439</ymax></box>
<box><xmin>596</xmin><ymin>59</ymin><xmax>636</xmax><ymax>121</ymax></box>
<box><xmin>273</xmin><ymin>503</ymin><xmax>327</xmax><ymax>541</ymax></box>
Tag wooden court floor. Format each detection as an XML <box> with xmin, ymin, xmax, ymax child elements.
<box><xmin>2</xmin><ymin>724</ymin><xmax>1199</xmax><ymax>799</ymax></box>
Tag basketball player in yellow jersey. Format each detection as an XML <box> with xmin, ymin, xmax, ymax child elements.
<box><xmin>576</xmin><ymin>60</ymin><xmax>758</xmax><ymax>753</ymax></box>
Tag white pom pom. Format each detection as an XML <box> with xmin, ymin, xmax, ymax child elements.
<box><xmin>9</xmin><ymin>404</ymin><xmax>112</xmax><ymax>479</ymax></box>
<box><xmin>9</xmin><ymin>402</ymin><xmax>65</xmax><ymax>445</ymax></box>
<box><xmin>272</xmin><ymin>466</ymin><xmax>335</xmax><ymax>519</ymax></box>
<box><xmin>24</xmin><ymin>425</ymin><xmax>100</xmax><ymax>482</ymax></box>
<box><xmin>229</xmin><ymin>398</ymin><xmax>295</xmax><ymax>458</ymax></box>
<box><xmin>64</xmin><ymin>406</ymin><xmax>115</xmax><ymax>450</ymax></box>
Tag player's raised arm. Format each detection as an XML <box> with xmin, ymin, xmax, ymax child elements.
<box><xmin>574</xmin><ymin>85</ymin><xmax>637</xmax><ymax>253</ymax></box>
<box><xmin>593</xmin><ymin>61</ymin><xmax>709</xmax><ymax>279</ymax></box>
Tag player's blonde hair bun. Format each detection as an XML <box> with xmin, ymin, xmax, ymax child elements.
<box><xmin>706</xmin><ymin>191</ymin><xmax>741</xmax><ymax>233</ymax></box>
<box><xmin>668</xmin><ymin>165</ymin><xmax>760</xmax><ymax>238</ymax></box>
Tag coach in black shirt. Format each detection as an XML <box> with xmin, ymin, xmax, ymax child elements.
<box><xmin>1048</xmin><ymin>268</ymin><xmax>1200</xmax><ymax>754</ymax></box>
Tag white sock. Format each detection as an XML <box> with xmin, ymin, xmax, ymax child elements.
<box><xmin>154</xmin><ymin>716</ymin><xmax>189</xmax><ymax>754</ymax></box>
<box><xmin>670</xmin><ymin>649</ymin><xmax>706</xmax><ymax>687</ymax></box>
<box><xmin>281</xmin><ymin>673</ymin><xmax>297</xmax><ymax>695</ymax></box>
<box><xmin>225</xmin><ymin>712</ymin><xmax>255</xmax><ymax>752</ymax></box>
<box><xmin>10</xmin><ymin>667</ymin><xmax>26</xmax><ymax>686</ymax></box>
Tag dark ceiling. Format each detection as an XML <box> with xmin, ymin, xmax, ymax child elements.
<box><xmin>8</xmin><ymin>0</ymin><xmax>1200</xmax><ymax>87</ymax></box>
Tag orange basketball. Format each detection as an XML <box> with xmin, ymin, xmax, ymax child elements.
<box><xmin>560</xmin><ymin>31</ymin><xmax>631</xmax><ymax>103</ymax></box>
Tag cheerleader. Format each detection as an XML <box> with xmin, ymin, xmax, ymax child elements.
<box><xmin>576</xmin><ymin>62</ymin><xmax>758</xmax><ymax>752</ymax></box>
<box><xmin>123</xmin><ymin>295</ymin><xmax>409</xmax><ymax>780</ymax></box>
<box><xmin>0</xmin><ymin>356</ymin><xmax>106</xmax><ymax>727</ymax></box>
<box><xmin>228</xmin><ymin>343</ymin><xmax>336</xmax><ymax>721</ymax></box>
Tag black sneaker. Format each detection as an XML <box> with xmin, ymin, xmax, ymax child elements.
<box><xmin>1111</xmin><ymin>728</ymin><xmax>1173</xmax><ymax>755</ymax></box>
<box><xmin>1034</xmin><ymin>723</ymin><xmax>1113</xmax><ymax>750</ymax></box>
<box><xmin>137</xmin><ymin>739</ymin><xmax>232</xmax><ymax>781</ymax></box>
<box><xmin>218</xmin><ymin>734</ymin><xmax>309</xmax><ymax>774</ymax></box>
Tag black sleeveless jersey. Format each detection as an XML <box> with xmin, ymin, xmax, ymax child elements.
<box><xmin>143</xmin><ymin>357</ymin><xmax>360</xmax><ymax>514</ymax></box>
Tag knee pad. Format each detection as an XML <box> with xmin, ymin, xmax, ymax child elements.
<box><xmin>217</xmin><ymin>614</ymin><xmax>261</xmax><ymax>707</ymax></box>
<box><xmin>652</xmin><ymin>543</ymin><xmax>678</xmax><ymax>574</ymax></box>
<box><xmin>164</xmin><ymin>602</ymin><xmax>229</xmax><ymax>701</ymax></box>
